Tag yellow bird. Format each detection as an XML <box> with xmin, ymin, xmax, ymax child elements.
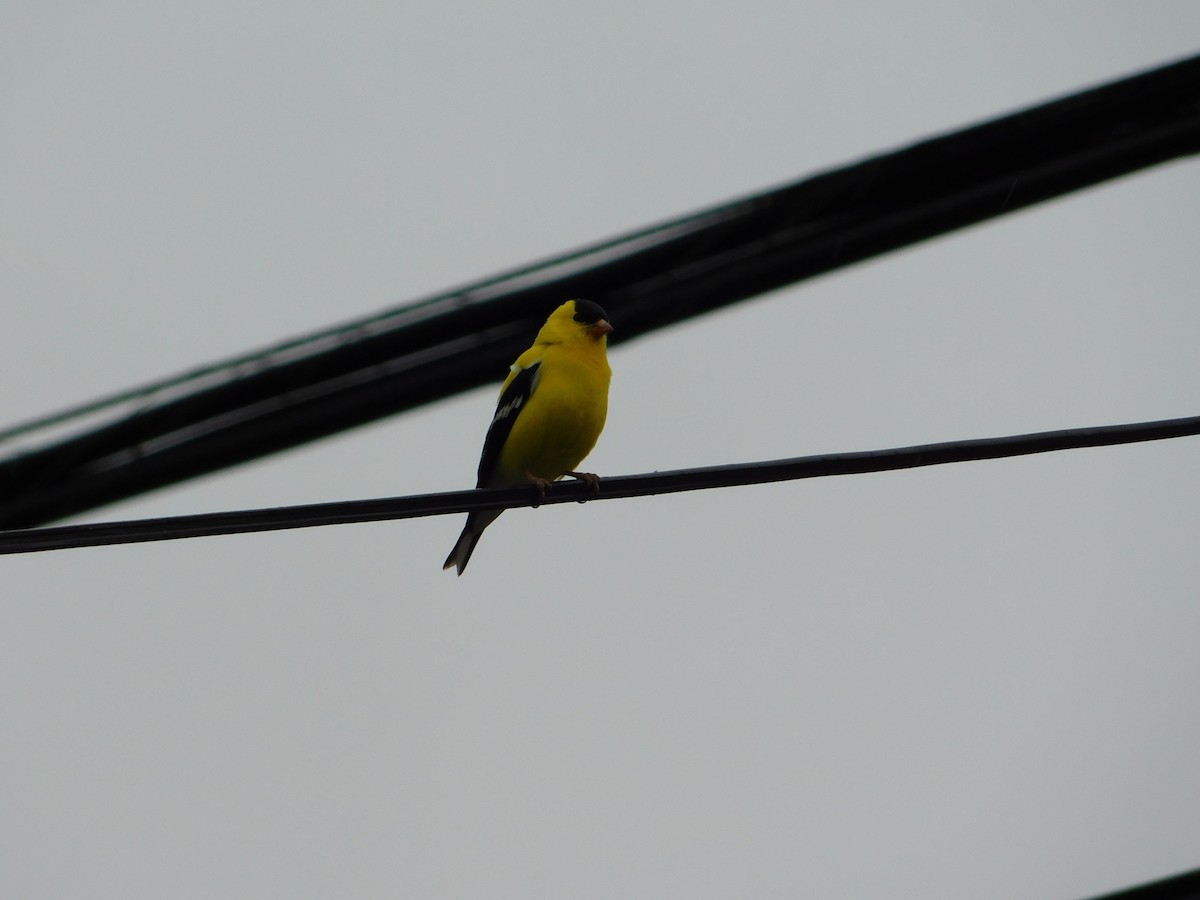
<box><xmin>443</xmin><ymin>299</ymin><xmax>613</xmax><ymax>575</ymax></box>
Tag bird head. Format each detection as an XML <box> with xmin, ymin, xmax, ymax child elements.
<box><xmin>569</xmin><ymin>299</ymin><xmax>613</xmax><ymax>341</ymax></box>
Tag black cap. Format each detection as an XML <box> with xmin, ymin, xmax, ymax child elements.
<box><xmin>572</xmin><ymin>299</ymin><xmax>610</xmax><ymax>326</ymax></box>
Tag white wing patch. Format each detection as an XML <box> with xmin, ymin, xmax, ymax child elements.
<box><xmin>491</xmin><ymin>363</ymin><xmax>540</xmax><ymax>426</ymax></box>
<box><xmin>492</xmin><ymin>393</ymin><xmax>523</xmax><ymax>426</ymax></box>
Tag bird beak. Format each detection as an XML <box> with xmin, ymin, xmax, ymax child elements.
<box><xmin>589</xmin><ymin>319</ymin><xmax>613</xmax><ymax>339</ymax></box>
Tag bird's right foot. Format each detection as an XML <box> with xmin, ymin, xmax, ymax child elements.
<box><xmin>524</xmin><ymin>471</ymin><xmax>552</xmax><ymax>506</ymax></box>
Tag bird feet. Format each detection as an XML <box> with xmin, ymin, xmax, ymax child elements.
<box><xmin>523</xmin><ymin>470</ymin><xmax>601</xmax><ymax>507</ymax></box>
<box><xmin>565</xmin><ymin>471</ymin><xmax>601</xmax><ymax>494</ymax></box>
<box><xmin>524</xmin><ymin>471</ymin><xmax>553</xmax><ymax>507</ymax></box>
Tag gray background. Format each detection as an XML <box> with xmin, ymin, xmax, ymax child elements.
<box><xmin>3</xmin><ymin>4</ymin><xmax>1199</xmax><ymax>898</ymax></box>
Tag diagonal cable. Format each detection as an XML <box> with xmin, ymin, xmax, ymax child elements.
<box><xmin>1</xmin><ymin>54</ymin><xmax>1197</xmax><ymax>528</ymax></box>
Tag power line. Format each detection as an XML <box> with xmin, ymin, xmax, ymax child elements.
<box><xmin>0</xmin><ymin>211</ymin><xmax>716</xmax><ymax>447</ymax></box>
<box><xmin>1083</xmin><ymin>866</ymin><xmax>1200</xmax><ymax>900</ymax></box>
<box><xmin>2</xmin><ymin>414</ymin><xmax>1195</xmax><ymax>556</ymax></box>
<box><xmin>1</xmin><ymin>54</ymin><xmax>1197</xmax><ymax>529</ymax></box>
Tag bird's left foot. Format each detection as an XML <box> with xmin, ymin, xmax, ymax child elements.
<box><xmin>565</xmin><ymin>471</ymin><xmax>601</xmax><ymax>495</ymax></box>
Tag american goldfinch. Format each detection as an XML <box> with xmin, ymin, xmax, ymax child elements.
<box><xmin>443</xmin><ymin>299</ymin><xmax>613</xmax><ymax>575</ymax></box>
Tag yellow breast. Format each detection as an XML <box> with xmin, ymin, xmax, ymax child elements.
<box><xmin>496</xmin><ymin>341</ymin><xmax>610</xmax><ymax>484</ymax></box>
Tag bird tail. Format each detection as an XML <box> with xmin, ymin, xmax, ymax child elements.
<box><xmin>442</xmin><ymin>510</ymin><xmax>503</xmax><ymax>576</ymax></box>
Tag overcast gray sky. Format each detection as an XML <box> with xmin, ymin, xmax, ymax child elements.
<box><xmin>3</xmin><ymin>4</ymin><xmax>1199</xmax><ymax>898</ymax></box>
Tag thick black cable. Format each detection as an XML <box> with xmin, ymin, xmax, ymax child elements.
<box><xmin>1082</xmin><ymin>866</ymin><xmax>1200</xmax><ymax>900</ymax></box>
<box><xmin>1</xmin><ymin>415</ymin><xmax>1195</xmax><ymax>555</ymax></box>
<box><xmin>0</xmin><ymin>55</ymin><xmax>1197</xmax><ymax>529</ymax></box>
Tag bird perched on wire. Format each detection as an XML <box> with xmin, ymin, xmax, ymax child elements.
<box><xmin>443</xmin><ymin>299</ymin><xmax>613</xmax><ymax>575</ymax></box>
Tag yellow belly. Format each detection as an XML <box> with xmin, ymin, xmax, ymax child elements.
<box><xmin>496</xmin><ymin>350</ymin><xmax>609</xmax><ymax>484</ymax></box>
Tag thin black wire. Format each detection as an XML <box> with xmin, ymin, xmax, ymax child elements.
<box><xmin>1083</xmin><ymin>866</ymin><xmax>1200</xmax><ymax>900</ymax></box>
<box><xmin>2</xmin><ymin>414</ymin><xmax>1195</xmax><ymax>556</ymax></box>
<box><xmin>2</xmin><ymin>54</ymin><xmax>1197</xmax><ymax>529</ymax></box>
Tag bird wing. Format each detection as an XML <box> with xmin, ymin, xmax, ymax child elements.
<box><xmin>475</xmin><ymin>353</ymin><xmax>543</xmax><ymax>487</ymax></box>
